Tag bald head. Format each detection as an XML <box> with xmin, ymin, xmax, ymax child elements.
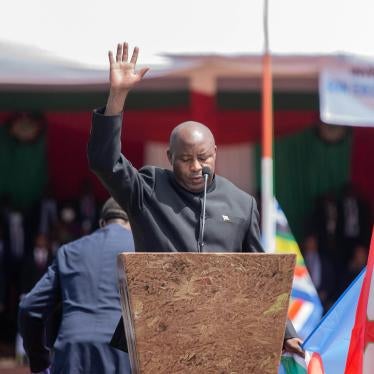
<box><xmin>169</xmin><ymin>121</ymin><xmax>215</xmax><ymax>155</ymax></box>
<box><xmin>167</xmin><ymin>121</ymin><xmax>217</xmax><ymax>192</ymax></box>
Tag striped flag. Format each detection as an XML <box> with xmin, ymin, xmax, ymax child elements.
<box><xmin>279</xmin><ymin>352</ymin><xmax>307</xmax><ymax>374</ymax></box>
<box><xmin>274</xmin><ymin>200</ymin><xmax>323</xmax><ymax>339</ymax></box>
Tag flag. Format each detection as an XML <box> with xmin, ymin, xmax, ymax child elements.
<box><xmin>345</xmin><ymin>227</ymin><xmax>374</xmax><ymax>373</ymax></box>
<box><xmin>281</xmin><ymin>227</ymin><xmax>374</xmax><ymax>374</ymax></box>
<box><xmin>274</xmin><ymin>200</ymin><xmax>323</xmax><ymax>339</ymax></box>
<box><xmin>303</xmin><ymin>268</ymin><xmax>365</xmax><ymax>373</ymax></box>
<box><xmin>279</xmin><ymin>269</ymin><xmax>365</xmax><ymax>374</ymax></box>
<box><xmin>279</xmin><ymin>352</ymin><xmax>307</xmax><ymax>374</ymax></box>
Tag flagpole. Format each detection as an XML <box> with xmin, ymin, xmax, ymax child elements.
<box><xmin>261</xmin><ymin>0</ymin><xmax>275</xmax><ymax>252</ymax></box>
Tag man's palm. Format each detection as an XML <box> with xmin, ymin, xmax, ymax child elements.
<box><xmin>108</xmin><ymin>43</ymin><xmax>149</xmax><ymax>90</ymax></box>
<box><xmin>110</xmin><ymin>62</ymin><xmax>141</xmax><ymax>90</ymax></box>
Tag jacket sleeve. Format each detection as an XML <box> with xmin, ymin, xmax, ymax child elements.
<box><xmin>110</xmin><ymin>317</ymin><xmax>128</xmax><ymax>352</ymax></box>
<box><xmin>243</xmin><ymin>196</ymin><xmax>264</xmax><ymax>253</ymax></box>
<box><xmin>284</xmin><ymin>319</ymin><xmax>298</xmax><ymax>340</ymax></box>
<box><xmin>87</xmin><ymin>108</ymin><xmax>154</xmax><ymax>215</ymax></box>
<box><xmin>18</xmin><ymin>261</ymin><xmax>61</xmax><ymax>373</ymax></box>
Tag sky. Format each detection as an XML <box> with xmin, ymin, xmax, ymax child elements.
<box><xmin>1</xmin><ymin>0</ymin><xmax>373</xmax><ymax>68</ymax></box>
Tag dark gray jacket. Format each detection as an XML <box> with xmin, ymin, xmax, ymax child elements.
<box><xmin>88</xmin><ymin>108</ymin><xmax>297</xmax><ymax>349</ymax></box>
<box><xmin>88</xmin><ymin>109</ymin><xmax>263</xmax><ymax>254</ymax></box>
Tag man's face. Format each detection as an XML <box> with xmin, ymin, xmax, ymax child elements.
<box><xmin>168</xmin><ymin>137</ymin><xmax>216</xmax><ymax>193</ymax></box>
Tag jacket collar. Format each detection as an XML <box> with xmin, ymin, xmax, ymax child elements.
<box><xmin>168</xmin><ymin>170</ymin><xmax>216</xmax><ymax>196</ymax></box>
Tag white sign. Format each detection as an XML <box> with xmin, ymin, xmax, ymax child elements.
<box><xmin>320</xmin><ymin>59</ymin><xmax>374</xmax><ymax>127</ymax></box>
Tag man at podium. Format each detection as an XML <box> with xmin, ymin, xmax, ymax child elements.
<box><xmin>88</xmin><ymin>42</ymin><xmax>304</xmax><ymax>358</ymax></box>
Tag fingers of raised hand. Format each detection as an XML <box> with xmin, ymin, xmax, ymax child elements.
<box><xmin>109</xmin><ymin>43</ymin><xmax>136</xmax><ymax>65</ymax></box>
<box><xmin>139</xmin><ymin>67</ymin><xmax>150</xmax><ymax>78</ymax></box>
<box><xmin>114</xmin><ymin>42</ymin><xmax>130</xmax><ymax>62</ymax></box>
<box><xmin>108</xmin><ymin>50</ymin><xmax>114</xmax><ymax>65</ymax></box>
<box><xmin>122</xmin><ymin>42</ymin><xmax>128</xmax><ymax>61</ymax></box>
<box><xmin>130</xmin><ymin>46</ymin><xmax>139</xmax><ymax>65</ymax></box>
<box><xmin>116</xmin><ymin>43</ymin><xmax>123</xmax><ymax>62</ymax></box>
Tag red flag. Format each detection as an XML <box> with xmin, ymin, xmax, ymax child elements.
<box><xmin>345</xmin><ymin>227</ymin><xmax>374</xmax><ymax>374</ymax></box>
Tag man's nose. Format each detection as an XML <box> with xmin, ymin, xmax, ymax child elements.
<box><xmin>190</xmin><ymin>158</ymin><xmax>202</xmax><ymax>172</ymax></box>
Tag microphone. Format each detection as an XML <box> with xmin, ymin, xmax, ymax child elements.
<box><xmin>202</xmin><ymin>166</ymin><xmax>212</xmax><ymax>179</ymax></box>
<box><xmin>199</xmin><ymin>167</ymin><xmax>212</xmax><ymax>252</ymax></box>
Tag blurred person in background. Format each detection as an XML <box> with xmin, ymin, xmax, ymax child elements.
<box><xmin>302</xmin><ymin>233</ymin><xmax>336</xmax><ymax>311</ymax></box>
<box><xmin>78</xmin><ymin>180</ymin><xmax>98</xmax><ymax>236</ymax></box>
<box><xmin>0</xmin><ymin>224</ymin><xmax>4</xmax><ymax>313</ymax></box>
<box><xmin>21</xmin><ymin>233</ymin><xmax>53</xmax><ymax>294</ymax></box>
<box><xmin>0</xmin><ymin>197</ymin><xmax>27</xmax><ymax>343</ymax></box>
<box><xmin>18</xmin><ymin>197</ymin><xmax>134</xmax><ymax>374</ymax></box>
<box><xmin>338</xmin><ymin>183</ymin><xmax>371</xmax><ymax>266</ymax></box>
<box><xmin>340</xmin><ymin>243</ymin><xmax>368</xmax><ymax>294</ymax></box>
<box><xmin>54</xmin><ymin>201</ymin><xmax>81</xmax><ymax>245</ymax></box>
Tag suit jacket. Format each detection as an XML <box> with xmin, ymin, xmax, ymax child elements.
<box><xmin>88</xmin><ymin>109</ymin><xmax>298</xmax><ymax>351</ymax></box>
<box><xmin>19</xmin><ymin>223</ymin><xmax>134</xmax><ymax>374</ymax></box>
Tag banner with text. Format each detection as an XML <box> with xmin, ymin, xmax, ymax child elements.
<box><xmin>320</xmin><ymin>58</ymin><xmax>374</xmax><ymax>127</ymax></box>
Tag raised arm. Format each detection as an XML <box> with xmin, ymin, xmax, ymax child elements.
<box><xmin>88</xmin><ymin>43</ymin><xmax>152</xmax><ymax>215</ymax></box>
<box><xmin>105</xmin><ymin>42</ymin><xmax>149</xmax><ymax>115</ymax></box>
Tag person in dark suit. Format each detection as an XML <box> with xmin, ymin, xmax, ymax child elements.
<box><xmin>87</xmin><ymin>42</ymin><xmax>304</xmax><ymax>358</ymax></box>
<box><xmin>18</xmin><ymin>198</ymin><xmax>134</xmax><ymax>374</ymax></box>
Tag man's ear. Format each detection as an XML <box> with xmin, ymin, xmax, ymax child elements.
<box><xmin>166</xmin><ymin>149</ymin><xmax>173</xmax><ymax>165</ymax></box>
<box><xmin>99</xmin><ymin>219</ymin><xmax>105</xmax><ymax>228</ymax></box>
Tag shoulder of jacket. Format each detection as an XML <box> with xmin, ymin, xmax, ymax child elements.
<box><xmin>215</xmin><ymin>175</ymin><xmax>252</xmax><ymax>198</ymax></box>
<box><xmin>138</xmin><ymin>166</ymin><xmax>172</xmax><ymax>189</ymax></box>
<box><xmin>139</xmin><ymin>165</ymin><xmax>170</xmax><ymax>177</ymax></box>
<box><xmin>56</xmin><ymin>230</ymin><xmax>101</xmax><ymax>256</ymax></box>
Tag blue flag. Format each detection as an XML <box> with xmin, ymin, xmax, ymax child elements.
<box><xmin>302</xmin><ymin>269</ymin><xmax>365</xmax><ymax>373</ymax></box>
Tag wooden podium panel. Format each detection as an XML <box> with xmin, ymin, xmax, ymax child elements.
<box><xmin>117</xmin><ymin>253</ymin><xmax>295</xmax><ymax>374</ymax></box>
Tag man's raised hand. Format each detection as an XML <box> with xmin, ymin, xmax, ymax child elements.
<box><xmin>105</xmin><ymin>42</ymin><xmax>149</xmax><ymax>115</ymax></box>
<box><xmin>108</xmin><ymin>42</ymin><xmax>149</xmax><ymax>91</ymax></box>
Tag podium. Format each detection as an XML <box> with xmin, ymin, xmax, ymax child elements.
<box><xmin>117</xmin><ymin>253</ymin><xmax>295</xmax><ymax>374</ymax></box>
